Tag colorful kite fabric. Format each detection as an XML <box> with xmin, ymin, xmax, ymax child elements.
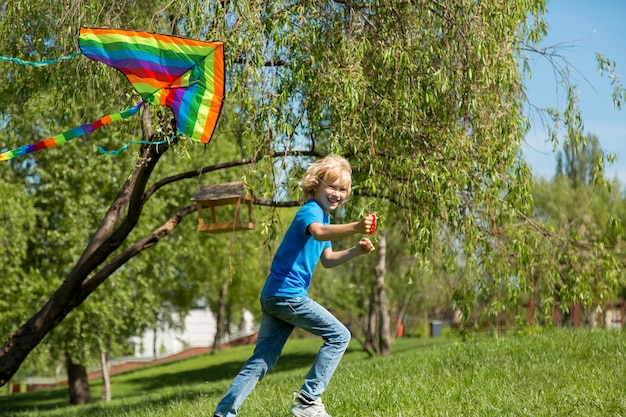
<box><xmin>79</xmin><ymin>28</ymin><xmax>225</xmax><ymax>145</ymax></box>
<box><xmin>0</xmin><ymin>28</ymin><xmax>225</xmax><ymax>162</ymax></box>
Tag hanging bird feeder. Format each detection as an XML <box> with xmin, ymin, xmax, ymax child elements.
<box><xmin>191</xmin><ymin>181</ymin><xmax>255</xmax><ymax>233</ymax></box>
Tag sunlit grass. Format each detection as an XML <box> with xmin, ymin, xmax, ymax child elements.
<box><xmin>1</xmin><ymin>329</ymin><xmax>624</xmax><ymax>416</ymax></box>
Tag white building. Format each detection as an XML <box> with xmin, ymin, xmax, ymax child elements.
<box><xmin>129</xmin><ymin>308</ymin><xmax>255</xmax><ymax>358</ymax></box>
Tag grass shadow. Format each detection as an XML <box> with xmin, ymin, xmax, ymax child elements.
<box><xmin>1</xmin><ymin>387</ymin><xmax>226</xmax><ymax>416</ymax></box>
<box><xmin>0</xmin><ymin>386</ymin><xmax>70</xmax><ymax>413</ymax></box>
<box><xmin>0</xmin><ymin>340</ymin><xmax>409</xmax><ymax>414</ymax></box>
<box><xmin>0</xmin><ymin>346</ymin><xmax>327</xmax><ymax>414</ymax></box>
<box><xmin>123</xmin><ymin>350</ymin><xmax>319</xmax><ymax>392</ymax></box>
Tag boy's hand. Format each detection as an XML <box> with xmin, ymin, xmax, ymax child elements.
<box><xmin>361</xmin><ymin>213</ymin><xmax>377</xmax><ymax>234</ymax></box>
<box><xmin>357</xmin><ymin>237</ymin><xmax>375</xmax><ymax>254</ymax></box>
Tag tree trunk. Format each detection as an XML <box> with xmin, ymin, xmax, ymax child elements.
<box><xmin>364</xmin><ymin>288</ymin><xmax>378</xmax><ymax>354</ymax></box>
<box><xmin>363</xmin><ymin>234</ymin><xmax>391</xmax><ymax>356</ymax></box>
<box><xmin>153</xmin><ymin>326</ymin><xmax>158</xmax><ymax>358</ymax></box>
<box><xmin>377</xmin><ymin>288</ymin><xmax>391</xmax><ymax>355</ymax></box>
<box><xmin>393</xmin><ymin>294</ymin><xmax>412</xmax><ymax>339</ymax></box>
<box><xmin>67</xmin><ymin>354</ymin><xmax>91</xmax><ymax>405</ymax></box>
<box><xmin>526</xmin><ymin>291</ymin><xmax>535</xmax><ymax>325</ymax></box>
<box><xmin>374</xmin><ymin>234</ymin><xmax>391</xmax><ymax>356</ymax></box>
<box><xmin>212</xmin><ymin>280</ymin><xmax>229</xmax><ymax>353</ymax></box>
<box><xmin>152</xmin><ymin>310</ymin><xmax>159</xmax><ymax>359</ymax></box>
<box><xmin>99</xmin><ymin>344</ymin><xmax>111</xmax><ymax>402</ymax></box>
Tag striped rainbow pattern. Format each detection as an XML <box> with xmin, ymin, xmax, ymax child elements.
<box><xmin>0</xmin><ymin>102</ymin><xmax>144</xmax><ymax>161</ymax></box>
<box><xmin>0</xmin><ymin>28</ymin><xmax>224</xmax><ymax>162</ymax></box>
<box><xmin>79</xmin><ymin>27</ymin><xmax>225</xmax><ymax>144</ymax></box>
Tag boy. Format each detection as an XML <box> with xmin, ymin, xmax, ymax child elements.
<box><xmin>213</xmin><ymin>154</ymin><xmax>376</xmax><ymax>417</ymax></box>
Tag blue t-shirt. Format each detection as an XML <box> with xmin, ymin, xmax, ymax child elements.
<box><xmin>261</xmin><ymin>199</ymin><xmax>331</xmax><ymax>297</ymax></box>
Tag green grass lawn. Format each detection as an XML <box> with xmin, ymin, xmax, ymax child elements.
<box><xmin>0</xmin><ymin>329</ymin><xmax>624</xmax><ymax>416</ymax></box>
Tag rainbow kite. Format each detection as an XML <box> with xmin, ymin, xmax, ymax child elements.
<box><xmin>0</xmin><ymin>27</ymin><xmax>225</xmax><ymax>161</ymax></box>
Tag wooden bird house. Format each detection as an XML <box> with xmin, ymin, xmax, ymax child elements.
<box><xmin>191</xmin><ymin>181</ymin><xmax>255</xmax><ymax>233</ymax></box>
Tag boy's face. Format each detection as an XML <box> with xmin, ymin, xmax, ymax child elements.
<box><xmin>314</xmin><ymin>174</ymin><xmax>350</xmax><ymax>213</ymax></box>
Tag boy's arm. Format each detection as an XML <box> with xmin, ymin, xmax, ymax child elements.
<box><xmin>320</xmin><ymin>237</ymin><xmax>375</xmax><ymax>268</ymax></box>
<box><xmin>307</xmin><ymin>214</ymin><xmax>375</xmax><ymax>241</ymax></box>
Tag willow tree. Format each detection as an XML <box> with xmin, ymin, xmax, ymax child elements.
<box><xmin>530</xmin><ymin>133</ymin><xmax>624</xmax><ymax>325</ymax></box>
<box><xmin>0</xmin><ymin>0</ymin><xmax>622</xmax><ymax>388</ymax></box>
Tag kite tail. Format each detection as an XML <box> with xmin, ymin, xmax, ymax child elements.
<box><xmin>0</xmin><ymin>102</ymin><xmax>146</xmax><ymax>162</ymax></box>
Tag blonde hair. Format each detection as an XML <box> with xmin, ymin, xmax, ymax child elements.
<box><xmin>300</xmin><ymin>155</ymin><xmax>352</xmax><ymax>200</ymax></box>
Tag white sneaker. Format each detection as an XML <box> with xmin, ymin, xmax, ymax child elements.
<box><xmin>290</xmin><ymin>393</ymin><xmax>332</xmax><ymax>417</ymax></box>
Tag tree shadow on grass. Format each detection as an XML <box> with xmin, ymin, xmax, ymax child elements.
<box><xmin>1</xmin><ymin>386</ymin><xmax>227</xmax><ymax>417</ymax></box>
<box><xmin>0</xmin><ymin>386</ymin><xmax>69</xmax><ymax>414</ymax></box>
<box><xmin>125</xmin><ymin>350</ymin><xmax>319</xmax><ymax>392</ymax></box>
<box><xmin>0</xmin><ymin>349</ymin><xmax>325</xmax><ymax>414</ymax></box>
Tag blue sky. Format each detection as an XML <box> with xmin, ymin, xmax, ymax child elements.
<box><xmin>523</xmin><ymin>0</ymin><xmax>626</xmax><ymax>184</ymax></box>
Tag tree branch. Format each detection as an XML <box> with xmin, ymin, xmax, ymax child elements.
<box><xmin>77</xmin><ymin>204</ymin><xmax>198</xmax><ymax>303</ymax></box>
<box><xmin>143</xmin><ymin>150</ymin><xmax>324</xmax><ymax>200</ymax></box>
<box><xmin>76</xmin><ymin>199</ymin><xmax>301</xmax><ymax>307</ymax></box>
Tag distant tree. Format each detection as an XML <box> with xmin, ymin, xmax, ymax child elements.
<box><xmin>556</xmin><ymin>133</ymin><xmax>605</xmax><ymax>188</ymax></box>
<box><xmin>532</xmin><ymin>134</ymin><xmax>624</xmax><ymax>324</ymax></box>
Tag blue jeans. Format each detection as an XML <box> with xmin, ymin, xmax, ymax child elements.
<box><xmin>213</xmin><ymin>296</ymin><xmax>351</xmax><ymax>416</ymax></box>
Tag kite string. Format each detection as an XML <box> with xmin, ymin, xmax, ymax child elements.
<box><xmin>0</xmin><ymin>53</ymin><xmax>82</xmax><ymax>67</ymax></box>
<box><xmin>98</xmin><ymin>135</ymin><xmax>176</xmax><ymax>155</ymax></box>
<box><xmin>0</xmin><ymin>48</ymin><xmax>176</xmax><ymax>159</ymax></box>
<box><xmin>0</xmin><ymin>51</ymin><xmax>157</xmax><ymax>159</ymax></box>
<box><xmin>0</xmin><ymin>51</ymin><xmax>182</xmax><ymax>156</ymax></box>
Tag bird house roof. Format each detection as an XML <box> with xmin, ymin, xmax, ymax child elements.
<box><xmin>191</xmin><ymin>181</ymin><xmax>252</xmax><ymax>202</ymax></box>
